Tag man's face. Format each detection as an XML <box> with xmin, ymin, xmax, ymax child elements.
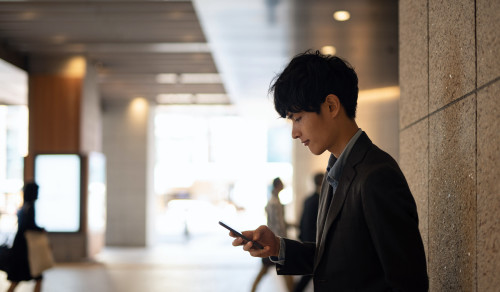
<box><xmin>287</xmin><ymin>102</ymin><xmax>336</xmax><ymax>155</ymax></box>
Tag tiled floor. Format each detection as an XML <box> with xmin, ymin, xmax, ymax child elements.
<box><xmin>0</xmin><ymin>233</ymin><xmax>313</xmax><ymax>292</ymax></box>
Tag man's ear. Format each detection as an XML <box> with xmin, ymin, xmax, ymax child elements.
<box><xmin>325</xmin><ymin>94</ymin><xmax>340</xmax><ymax>117</ymax></box>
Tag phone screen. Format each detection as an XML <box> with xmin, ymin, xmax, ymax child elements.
<box><xmin>219</xmin><ymin>221</ymin><xmax>264</xmax><ymax>249</ymax></box>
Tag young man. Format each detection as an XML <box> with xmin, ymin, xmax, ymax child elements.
<box><xmin>230</xmin><ymin>50</ymin><xmax>428</xmax><ymax>291</ymax></box>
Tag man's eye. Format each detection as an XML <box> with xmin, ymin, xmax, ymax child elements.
<box><xmin>294</xmin><ymin>117</ymin><xmax>302</xmax><ymax>122</ymax></box>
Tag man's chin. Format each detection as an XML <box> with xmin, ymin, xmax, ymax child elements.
<box><xmin>309</xmin><ymin>147</ymin><xmax>326</xmax><ymax>156</ymax></box>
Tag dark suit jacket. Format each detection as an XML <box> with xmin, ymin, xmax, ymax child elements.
<box><xmin>277</xmin><ymin>133</ymin><xmax>428</xmax><ymax>292</ymax></box>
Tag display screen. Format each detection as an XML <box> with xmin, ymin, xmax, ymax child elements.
<box><xmin>34</xmin><ymin>154</ymin><xmax>81</xmax><ymax>232</ymax></box>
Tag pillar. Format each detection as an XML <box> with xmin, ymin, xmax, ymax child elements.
<box><xmin>25</xmin><ymin>54</ymin><xmax>104</xmax><ymax>262</ymax></box>
<box><xmin>399</xmin><ymin>0</ymin><xmax>500</xmax><ymax>290</ymax></box>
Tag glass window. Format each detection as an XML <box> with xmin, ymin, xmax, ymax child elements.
<box><xmin>0</xmin><ymin>105</ymin><xmax>28</xmax><ymax>242</ymax></box>
<box><xmin>153</xmin><ymin>105</ymin><xmax>293</xmax><ymax>242</ymax></box>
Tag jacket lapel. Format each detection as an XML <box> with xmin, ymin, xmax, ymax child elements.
<box><xmin>315</xmin><ymin>173</ymin><xmax>331</xmax><ymax>244</ymax></box>
<box><xmin>313</xmin><ymin>133</ymin><xmax>372</xmax><ymax>270</ymax></box>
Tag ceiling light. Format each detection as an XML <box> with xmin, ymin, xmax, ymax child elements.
<box><xmin>156</xmin><ymin>74</ymin><xmax>178</xmax><ymax>84</ymax></box>
<box><xmin>195</xmin><ymin>94</ymin><xmax>230</xmax><ymax>104</ymax></box>
<box><xmin>156</xmin><ymin>94</ymin><xmax>194</xmax><ymax>104</ymax></box>
<box><xmin>156</xmin><ymin>73</ymin><xmax>223</xmax><ymax>84</ymax></box>
<box><xmin>321</xmin><ymin>46</ymin><xmax>336</xmax><ymax>56</ymax></box>
<box><xmin>156</xmin><ymin>93</ymin><xmax>230</xmax><ymax>104</ymax></box>
<box><xmin>179</xmin><ymin>73</ymin><xmax>222</xmax><ymax>84</ymax></box>
<box><xmin>333</xmin><ymin>10</ymin><xmax>350</xmax><ymax>21</ymax></box>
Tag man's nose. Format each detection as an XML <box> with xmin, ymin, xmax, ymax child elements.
<box><xmin>291</xmin><ymin>125</ymin><xmax>300</xmax><ymax>139</ymax></box>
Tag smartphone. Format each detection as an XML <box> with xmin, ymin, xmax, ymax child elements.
<box><xmin>219</xmin><ymin>221</ymin><xmax>264</xmax><ymax>249</ymax></box>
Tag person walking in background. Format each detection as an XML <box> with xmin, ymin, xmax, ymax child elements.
<box><xmin>293</xmin><ymin>173</ymin><xmax>324</xmax><ymax>292</ymax></box>
<box><xmin>251</xmin><ymin>178</ymin><xmax>294</xmax><ymax>292</ymax></box>
<box><xmin>7</xmin><ymin>182</ymin><xmax>45</xmax><ymax>292</ymax></box>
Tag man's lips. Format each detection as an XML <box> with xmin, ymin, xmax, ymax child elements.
<box><xmin>302</xmin><ymin>140</ymin><xmax>310</xmax><ymax>146</ymax></box>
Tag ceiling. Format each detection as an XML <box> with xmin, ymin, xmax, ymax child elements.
<box><xmin>0</xmin><ymin>0</ymin><xmax>398</xmax><ymax>112</ymax></box>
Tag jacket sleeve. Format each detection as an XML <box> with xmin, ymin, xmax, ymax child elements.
<box><xmin>361</xmin><ymin>165</ymin><xmax>428</xmax><ymax>292</ymax></box>
<box><xmin>276</xmin><ymin>238</ymin><xmax>316</xmax><ymax>276</ymax></box>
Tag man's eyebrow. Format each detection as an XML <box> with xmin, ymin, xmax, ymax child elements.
<box><xmin>286</xmin><ymin>113</ymin><xmax>294</xmax><ymax>120</ymax></box>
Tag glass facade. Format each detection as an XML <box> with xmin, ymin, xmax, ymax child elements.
<box><xmin>153</xmin><ymin>105</ymin><xmax>293</xmax><ymax>241</ymax></box>
<box><xmin>0</xmin><ymin>105</ymin><xmax>28</xmax><ymax>244</ymax></box>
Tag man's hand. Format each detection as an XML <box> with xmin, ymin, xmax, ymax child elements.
<box><xmin>230</xmin><ymin>225</ymin><xmax>280</xmax><ymax>258</ymax></box>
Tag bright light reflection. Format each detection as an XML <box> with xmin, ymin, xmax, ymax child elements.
<box><xmin>129</xmin><ymin>97</ymin><xmax>148</xmax><ymax>120</ymax></box>
<box><xmin>333</xmin><ymin>10</ymin><xmax>350</xmax><ymax>21</ymax></box>
<box><xmin>321</xmin><ymin>45</ymin><xmax>336</xmax><ymax>56</ymax></box>
<box><xmin>63</xmin><ymin>56</ymin><xmax>86</xmax><ymax>77</ymax></box>
<box><xmin>358</xmin><ymin>86</ymin><xmax>400</xmax><ymax>102</ymax></box>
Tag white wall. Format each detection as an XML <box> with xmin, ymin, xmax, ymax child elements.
<box><xmin>103</xmin><ymin>99</ymin><xmax>150</xmax><ymax>246</ymax></box>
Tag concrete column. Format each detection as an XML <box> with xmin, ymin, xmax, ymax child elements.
<box><xmin>399</xmin><ymin>0</ymin><xmax>500</xmax><ymax>290</ymax></box>
<box><xmin>102</xmin><ymin>98</ymin><xmax>151</xmax><ymax>246</ymax></box>
<box><xmin>25</xmin><ymin>54</ymin><xmax>103</xmax><ymax>261</ymax></box>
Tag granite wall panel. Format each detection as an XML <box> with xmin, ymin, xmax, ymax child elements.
<box><xmin>400</xmin><ymin>0</ymin><xmax>499</xmax><ymax>290</ymax></box>
<box><xmin>477</xmin><ymin>81</ymin><xmax>500</xmax><ymax>291</ymax></box>
<box><xmin>428</xmin><ymin>0</ymin><xmax>475</xmax><ymax>112</ymax></box>
<box><xmin>399</xmin><ymin>0</ymin><xmax>429</xmax><ymax>128</ymax></box>
<box><xmin>400</xmin><ymin>121</ymin><xmax>429</xmax><ymax>258</ymax></box>
<box><xmin>476</xmin><ymin>0</ymin><xmax>500</xmax><ymax>86</ymax></box>
<box><xmin>428</xmin><ymin>96</ymin><xmax>476</xmax><ymax>291</ymax></box>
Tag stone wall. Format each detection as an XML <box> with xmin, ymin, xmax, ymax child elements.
<box><xmin>399</xmin><ymin>0</ymin><xmax>499</xmax><ymax>290</ymax></box>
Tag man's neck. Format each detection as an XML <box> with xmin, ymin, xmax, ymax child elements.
<box><xmin>331</xmin><ymin>121</ymin><xmax>359</xmax><ymax>158</ymax></box>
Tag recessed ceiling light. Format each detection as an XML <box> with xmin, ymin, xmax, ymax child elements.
<box><xmin>156</xmin><ymin>94</ymin><xmax>194</xmax><ymax>104</ymax></box>
<box><xmin>156</xmin><ymin>93</ymin><xmax>230</xmax><ymax>104</ymax></box>
<box><xmin>156</xmin><ymin>74</ymin><xmax>178</xmax><ymax>84</ymax></box>
<box><xmin>156</xmin><ymin>73</ymin><xmax>223</xmax><ymax>84</ymax></box>
<box><xmin>179</xmin><ymin>73</ymin><xmax>222</xmax><ymax>84</ymax></box>
<box><xmin>333</xmin><ymin>10</ymin><xmax>350</xmax><ymax>21</ymax></box>
<box><xmin>321</xmin><ymin>46</ymin><xmax>336</xmax><ymax>56</ymax></box>
<box><xmin>195</xmin><ymin>94</ymin><xmax>230</xmax><ymax>104</ymax></box>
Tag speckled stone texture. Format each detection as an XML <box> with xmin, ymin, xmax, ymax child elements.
<box><xmin>400</xmin><ymin>122</ymin><xmax>429</xmax><ymax>258</ymax></box>
<box><xmin>476</xmin><ymin>0</ymin><xmax>500</xmax><ymax>86</ymax></box>
<box><xmin>428</xmin><ymin>96</ymin><xmax>476</xmax><ymax>291</ymax></box>
<box><xmin>399</xmin><ymin>0</ymin><xmax>428</xmax><ymax>129</ymax></box>
<box><xmin>400</xmin><ymin>0</ymin><xmax>499</xmax><ymax>291</ymax></box>
<box><xmin>428</xmin><ymin>0</ymin><xmax>476</xmax><ymax>112</ymax></box>
<box><xmin>477</xmin><ymin>81</ymin><xmax>500</xmax><ymax>291</ymax></box>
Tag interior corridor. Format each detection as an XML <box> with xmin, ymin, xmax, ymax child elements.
<box><xmin>0</xmin><ymin>232</ymin><xmax>310</xmax><ymax>292</ymax></box>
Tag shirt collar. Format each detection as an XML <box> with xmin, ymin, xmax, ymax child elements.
<box><xmin>326</xmin><ymin>129</ymin><xmax>363</xmax><ymax>186</ymax></box>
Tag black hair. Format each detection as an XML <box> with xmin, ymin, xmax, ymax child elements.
<box><xmin>272</xmin><ymin>177</ymin><xmax>283</xmax><ymax>189</ymax></box>
<box><xmin>270</xmin><ymin>50</ymin><xmax>358</xmax><ymax>119</ymax></box>
<box><xmin>23</xmin><ymin>181</ymin><xmax>39</xmax><ymax>202</ymax></box>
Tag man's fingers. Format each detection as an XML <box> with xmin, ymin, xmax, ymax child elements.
<box><xmin>242</xmin><ymin>240</ymin><xmax>253</xmax><ymax>251</ymax></box>
<box><xmin>249</xmin><ymin>245</ymin><xmax>271</xmax><ymax>257</ymax></box>
<box><xmin>253</xmin><ymin>225</ymin><xmax>267</xmax><ymax>241</ymax></box>
<box><xmin>232</xmin><ymin>237</ymin><xmax>244</xmax><ymax>246</ymax></box>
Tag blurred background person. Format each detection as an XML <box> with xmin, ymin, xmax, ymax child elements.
<box><xmin>251</xmin><ymin>177</ymin><xmax>294</xmax><ymax>292</ymax></box>
<box><xmin>7</xmin><ymin>182</ymin><xmax>45</xmax><ymax>292</ymax></box>
<box><xmin>293</xmin><ymin>173</ymin><xmax>324</xmax><ymax>292</ymax></box>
